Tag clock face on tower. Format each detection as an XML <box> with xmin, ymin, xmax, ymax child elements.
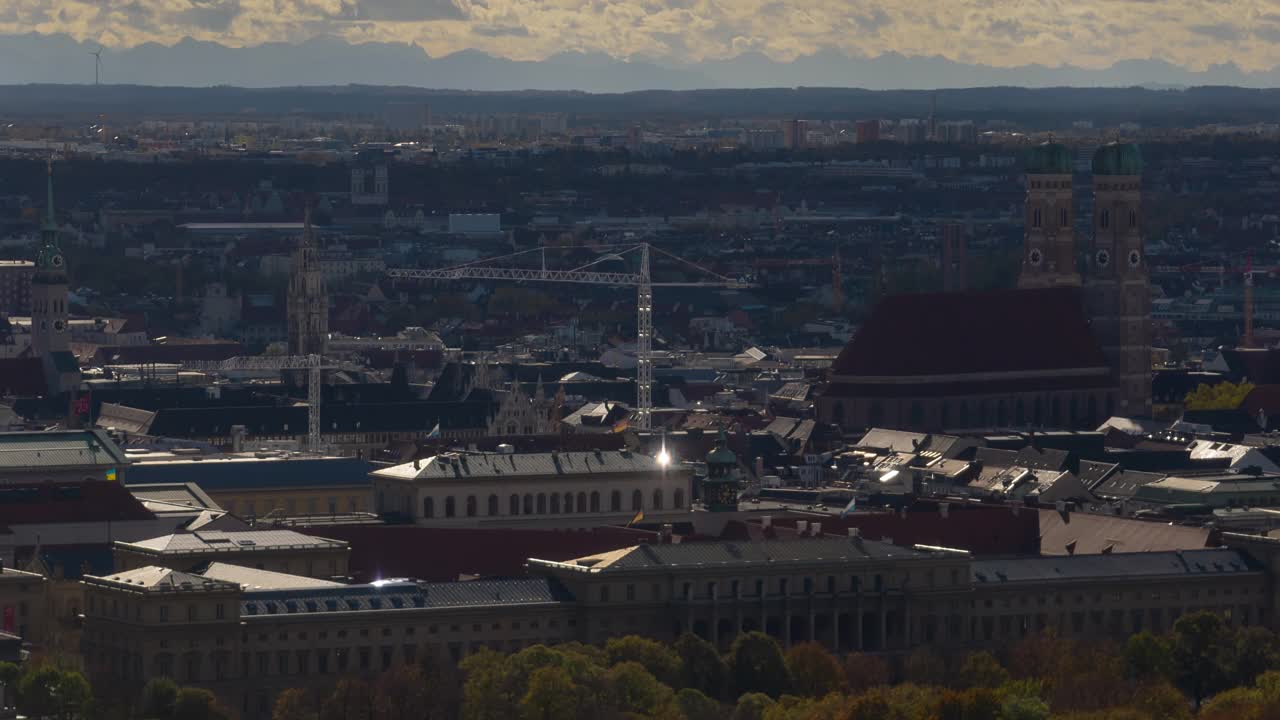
<box><xmin>1029</xmin><ymin>248</ymin><xmax>1043</xmax><ymax>267</ymax></box>
<box><xmin>53</xmin><ymin>320</ymin><xmax>66</xmax><ymax>333</ymax></box>
<box><xmin>1095</xmin><ymin>250</ymin><xmax>1111</xmax><ymax>268</ymax></box>
<box><xmin>50</xmin><ymin>254</ymin><xmax>64</xmax><ymax>268</ymax></box>
<box><xmin>1127</xmin><ymin>250</ymin><xmax>1141</xmax><ymax>268</ymax></box>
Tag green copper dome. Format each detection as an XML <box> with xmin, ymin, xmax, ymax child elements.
<box><xmin>1092</xmin><ymin>142</ymin><xmax>1143</xmax><ymax>175</ymax></box>
<box><xmin>1023</xmin><ymin>142</ymin><xmax>1073</xmax><ymax>175</ymax></box>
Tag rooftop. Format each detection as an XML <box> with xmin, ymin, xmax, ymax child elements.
<box><xmin>372</xmin><ymin>449</ymin><xmax>669</xmax><ymax>482</ymax></box>
<box><xmin>89</xmin><ymin>566</ymin><xmax>239</xmax><ymax>594</ymax></box>
<box><xmin>117</xmin><ymin>529</ymin><xmax>347</xmax><ymax>556</ymax></box>
<box><xmin>538</xmin><ymin>536</ymin><xmax>933</xmax><ymax>573</ymax></box>
<box><xmin>0</xmin><ymin>430</ymin><xmax>129</xmax><ymax>471</ymax></box>
<box><xmin>972</xmin><ymin>548</ymin><xmax>1257</xmax><ymax>584</ymax></box>
<box><xmin>238</xmin><ymin>577</ymin><xmax>573</xmax><ymax>618</ymax></box>
<box><xmin>200</xmin><ymin>562</ymin><xmax>344</xmax><ymax>591</ymax></box>
<box><xmin>126</xmin><ymin>452</ymin><xmax>371</xmax><ymax>491</ymax></box>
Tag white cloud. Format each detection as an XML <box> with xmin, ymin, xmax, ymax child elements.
<box><xmin>5</xmin><ymin>0</ymin><xmax>1280</xmax><ymax>72</ymax></box>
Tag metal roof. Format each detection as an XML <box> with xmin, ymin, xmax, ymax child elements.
<box><xmin>127</xmin><ymin>455</ymin><xmax>371</xmax><ymax>491</ymax></box>
<box><xmin>373</xmin><ymin>449</ymin><xmax>666</xmax><ymax>482</ymax></box>
<box><xmin>0</xmin><ymin>430</ymin><xmax>128</xmax><ymax>470</ymax></box>
<box><xmin>972</xmin><ymin>548</ymin><xmax>1260</xmax><ymax>584</ymax></box>
<box><xmin>119</xmin><ymin>529</ymin><xmax>347</xmax><ymax>555</ymax></box>
<box><xmin>200</xmin><ymin>562</ymin><xmax>343</xmax><ymax>591</ymax></box>
<box><xmin>238</xmin><ymin>577</ymin><xmax>572</xmax><ymax>618</ymax></box>
<box><xmin>90</xmin><ymin>566</ymin><xmax>239</xmax><ymax>593</ymax></box>
<box><xmin>546</xmin><ymin>537</ymin><xmax>927</xmax><ymax>573</ymax></box>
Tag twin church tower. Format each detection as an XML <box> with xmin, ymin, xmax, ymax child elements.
<box><xmin>1017</xmin><ymin>141</ymin><xmax>1151</xmax><ymax>416</ymax></box>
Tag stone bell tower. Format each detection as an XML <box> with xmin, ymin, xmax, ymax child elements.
<box><xmin>1018</xmin><ymin>141</ymin><xmax>1080</xmax><ymax>289</ymax></box>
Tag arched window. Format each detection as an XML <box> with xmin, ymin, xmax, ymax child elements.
<box><xmin>423</xmin><ymin>498</ymin><xmax>434</xmax><ymax>519</ymax></box>
<box><xmin>465</xmin><ymin>496</ymin><xmax>477</xmax><ymax>517</ymax></box>
<box><xmin>610</xmin><ymin>491</ymin><xmax>622</xmax><ymax>512</ymax></box>
<box><xmin>576</xmin><ymin>492</ymin><xmax>587</xmax><ymax>513</ymax></box>
<box><xmin>632</xmin><ymin>490</ymin><xmax>643</xmax><ymax>511</ymax></box>
<box><xmin>674</xmin><ymin>489</ymin><xmax>685</xmax><ymax>508</ymax></box>
<box><xmin>1032</xmin><ymin>208</ymin><xmax>1042</xmax><ymax>228</ymax></box>
<box><xmin>536</xmin><ymin>493</ymin><xmax>547</xmax><ymax>514</ymax></box>
<box><xmin>1128</xmin><ymin>209</ymin><xmax>1137</xmax><ymax>229</ymax></box>
<box><xmin>444</xmin><ymin>497</ymin><xmax>456</xmax><ymax>518</ymax></box>
<box><xmin>509</xmin><ymin>494</ymin><xmax>520</xmax><ymax>516</ymax></box>
<box><xmin>1100</xmin><ymin>209</ymin><xmax>1110</xmax><ymax>229</ymax></box>
<box><xmin>523</xmin><ymin>494</ymin><xmax>534</xmax><ymax>515</ymax></box>
<box><xmin>653</xmin><ymin>489</ymin><xmax>664</xmax><ymax>511</ymax></box>
<box><xmin>550</xmin><ymin>494</ymin><xmax>561</xmax><ymax>514</ymax></box>
<box><xmin>1060</xmin><ymin>207</ymin><xmax>1069</xmax><ymax>227</ymax></box>
<box><xmin>487</xmin><ymin>494</ymin><xmax>499</xmax><ymax>516</ymax></box>
<box><xmin>564</xmin><ymin>493</ymin><xmax>574</xmax><ymax>513</ymax></box>
<box><xmin>590</xmin><ymin>492</ymin><xmax>601</xmax><ymax>512</ymax></box>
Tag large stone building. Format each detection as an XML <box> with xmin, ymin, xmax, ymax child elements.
<box><xmin>819</xmin><ymin>142</ymin><xmax>1152</xmax><ymax>433</ymax></box>
<box><xmin>286</xmin><ymin>211</ymin><xmax>328</xmax><ymax>358</ymax></box>
<box><xmin>113</xmin><ymin>528</ymin><xmax>350</xmax><ymax>579</ymax></box>
<box><xmin>80</xmin><ymin>534</ymin><xmax>1277</xmax><ymax>719</ymax></box>
<box><xmin>0</xmin><ymin>260</ymin><xmax>33</xmax><ymax>317</ymax></box>
<box><xmin>370</xmin><ymin>449</ymin><xmax>693</xmax><ymax>528</ymax></box>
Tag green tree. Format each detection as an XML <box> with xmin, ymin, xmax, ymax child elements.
<box><xmin>17</xmin><ymin>666</ymin><xmax>92</xmax><ymax>720</ymax></box>
<box><xmin>272</xmin><ymin>688</ymin><xmax>317</xmax><ymax>720</ymax></box>
<box><xmin>1230</xmin><ymin>626</ymin><xmax>1280</xmax><ymax>687</ymax></box>
<box><xmin>675</xmin><ymin>688</ymin><xmax>722</xmax><ymax>720</ymax></box>
<box><xmin>937</xmin><ymin>688</ymin><xmax>1000</xmax><ymax>720</ymax></box>
<box><xmin>727</xmin><ymin>632</ymin><xmax>792</xmax><ymax>699</ymax></box>
<box><xmin>460</xmin><ymin>649</ymin><xmax>518</xmax><ymax>720</ymax></box>
<box><xmin>375</xmin><ymin>665</ymin><xmax>431</xmax><ymax>720</ymax></box>
<box><xmin>731</xmin><ymin>692</ymin><xmax>775</xmax><ymax>720</ymax></box>
<box><xmin>999</xmin><ymin>695</ymin><xmax>1049</xmax><ymax>720</ymax></box>
<box><xmin>843</xmin><ymin>653</ymin><xmax>891</xmax><ymax>694</ymax></box>
<box><xmin>171</xmin><ymin>688</ymin><xmax>229</xmax><ymax>720</ymax></box>
<box><xmin>783</xmin><ymin>643</ymin><xmax>844</xmax><ymax>698</ymax></box>
<box><xmin>606</xmin><ymin>661</ymin><xmax>676</xmax><ymax>716</ymax></box>
<box><xmin>139</xmin><ymin>677</ymin><xmax>180</xmax><ymax>719</ymax></box>
<box><xmin>319</xmin><ymin>678</ymin><xmax>373</xmax><ymax>720</ymax></box>
<box><xmin>1122</xmin><ymin>633</ymin><xmax>1173</xmax><ymax>682</ymax></box>
<box><xmin>1185</xmin><ymin>381</ymin><xmax>1254</xmax><ymax>410</ymax></box>
<box><xmin>1170</xmin><ymin>611</ymin><xmax>1231</xmax><ymax>706</ymax></box>
<box><xmin>959</xmin><ymin>652</ymin><xmax>1010</xmax><ymax>689</ymax></box>
<box><xmin>675</xmin><ymin>633</ymin><xmax>729</xmax><ymax>700</ymax></box>
<box><xmin>1196</xmin><ymin>687</ymin><xmax>1265</xmax><ymax>720</ymax></box>
<box><xmin>1129</xmin><ymin>682</ymin><xmax>1191</xmax><ymax>720</ymax></box>
<box><xmin>519</xmin><ymin>666</ymin><xmax>579</xmax><ymax>720</ymax></box>
<box><xmin>605</xmin><ymin>635</ymin><xmax>682</xmax><ymax>686</ymax></box>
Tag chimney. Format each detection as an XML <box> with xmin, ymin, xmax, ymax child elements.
<box><xmin>660</xmin><ymin>524</ymin><xmax>674</xmax><ymax>543</ymax></box>
<box><xmin>796</xmin><ymin>520</ymin><xmax>809</xmax><ymax>535</ymax></box>
<box><xmin>412</xmin><ymin>457</ymin><xmax>420</xmax><ymax>471</ymax></box>
<box><xmin>939</xmin><ymin>502</ymin><xmax>950</xmax><ymax>519</ymax></box>
<box><xmin>811</xmin><ymin>522</ymin><xmax>822</xmax><ymax>537</ymax></box>
<box><xmin>230</xmin><ymin>425</ymin><xmax>246</xmax><ymax>454</ymax></box>
<box><xmin>754</xmin><ymin>456</ymin><xmax>765</xmax><ymax>478</ymax></box>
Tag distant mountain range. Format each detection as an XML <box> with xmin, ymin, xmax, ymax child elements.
<box><xmin>6</xmin><ymin>32</ymin><xmax>1280</xmax><ymax>92</ymax></box>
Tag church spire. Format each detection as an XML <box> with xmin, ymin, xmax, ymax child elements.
<box><xmin>44</xmin><ymin>156</ymin><xmax>55</xmax><ymax>230</ymax></box>
<box><xmin>35</xmin><ymin>158</ymin><xmax>64</xmax><ymax>277</ymax></box>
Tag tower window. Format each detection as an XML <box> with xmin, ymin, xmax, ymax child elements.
<box><xmin>1128</xmin><ymin>209</ymin><xmax>1137</xmax><ymax>229</ymax></box>
<box><xmin>1061</xmin><ymin>208</ymin><xmax>1069</xmax><ymax>227</ymax></box>
<box><xmin>1100</xmin><ymin>209</ymin><xmax>1110</xmax><ymax>229</ymax></box>
<box><xmin>1032</xmin><ymin>209</ymin><xmax>1042</xmax><ymax>228</ymax></box>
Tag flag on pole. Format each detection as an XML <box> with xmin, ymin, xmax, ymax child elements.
<box><xmin>838</xmin><ymin>496</ymin><xmax>857</xmax><ymax>519</ymax></box>
<box><xmin>105</xmin><ymin>468</ymin><xmax>117</xmax><ymax>482</ymax></box>
<box><xmin>627</xmin><ymin>509</ymin><xmax>645</xmax><ymax>527</ymax></box>
<box><xmin>426</xmin><ymin>423</ymin><xmax>441</xmax><ymax>440</ymax></box>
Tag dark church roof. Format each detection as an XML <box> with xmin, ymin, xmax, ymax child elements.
<box><xmin>831</xmin><ymin>288</ymin><xmax>1110</xmax><ymax>379</ymax></box>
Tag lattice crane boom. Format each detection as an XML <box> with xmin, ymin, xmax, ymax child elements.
<box><xmin>182</xmin><ymin>354</ymin><xmax>335</xmax><ymax>453</ymax></box>
<box><xmin>387</xmin><ymin>243</ymin><xmax>747</xmax><ymax>430</ymax></box>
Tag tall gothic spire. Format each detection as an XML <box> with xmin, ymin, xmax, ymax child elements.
<box><xmin>35</xmin><ymin>158</ymin><xmax>65</xmax><ymax>277</ymax></box>
<box><xmin>44</xmin><ymin>156</ymin><xmax>55</xmax><ymax>230</ymax></box>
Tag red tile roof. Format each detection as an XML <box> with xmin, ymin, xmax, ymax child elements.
<box><xmin>831</xmin><ymin>288</ymin><xmax>1109</xmax><ymax>378</ymax></box>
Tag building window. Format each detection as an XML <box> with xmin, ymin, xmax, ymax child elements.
<box><xmin>600</xmin><ymin>586</ymin><xmax>610</xmax><ymax>602</ymax></box>
<box><xmin>674</xmin><ymin>489</ymin><xmax>685</xmax><ymax>508</ymax></box>
<box><xmin>488</xmin><ymin>494</ymin><xmax>499</xmax><ymax>516</ymax></box>
<box><xmin>537</xmin><ymin>493</ymin><xmax>547</xmax><ymax>514</ymax></box>
<box><xmin>1060</xmin><ymin>207</ymin><xmax>1069</xmax><ymax>227</ymax></box>
<box><xmin>1100</xmin><ymin>209</ymin><xmax>1110</xmax><ymax>229</ymax></box>
<box><xmin>523</xmin><ymin>494</ymin><xmax>534</xmax><ymax>514</ymax></box>
<box><xmin>590</xmin><ymin>491</ymin><xmax>601</xmax><ymax>512</ymax></box>
<box><xmin>1032</xmin><ymin>208</ymin><xmax>1042</xmax><ymax>228</ymax></box>
<box><xmin>510</xmin><ymin>494</ymin><xmax>520</xmax><ymax>515</ymax></box>
<box><xmin>564</xmin><ymin>493</ymin><xmax>574</xmax><ymax>513</ymax></box>
<box><xmin>653</xmin><ymin>489</ymin><xmax>664</xmax><ymax>510</ymax></box>
<box><xmin>423</xmin><ymin>498</ymin><xmax>434</xmax><ymax>518</ymax></box>
<box><xmin>611</xmin><ymin>491</ymin><xmax>622</xmax><ymax>512</ymax></box>
<box><xmin>632</xmin><ymin>490</ymin><xmax>643</xmax><ymax>511</ymax></box>
<box><xmin>577</xmin><ymin>492</ymin><xmax>587</xmax><ymax>512</ymax></box>
<box><xmin>1129</xmin><ymin>209</ymin><xmax>1137</xmax><ymax>228</ymax></box>
<box><xmin>445</xmin><ymin>497</ymin><xmax>456</xmax><ymax>518</ymax></box>
<box><xmin>187</xmin><ymin>605</ymin><xmax>198</xmax><ymax>621</ymax></box>
<box><xmin>626</xmin><ymin>584</ymin><xmax>636</xmax><ymax>601</ymax></box>
<box><xmin>159</xmin><ymin>606</ymin><xmax>169</xmax><ymax>622</ymax></box>
<box><xmin>466</xmin><ymin>495</ymin><xmax>477</xmax><ymax>517</ymax></box>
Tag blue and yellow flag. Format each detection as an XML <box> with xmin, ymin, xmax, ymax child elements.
<box><xmin>105</xmin><ymin>468</ymin><xmax>117</xmax><ymax>482</ymax></box>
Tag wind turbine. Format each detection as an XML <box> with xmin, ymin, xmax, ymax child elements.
<box><xmin>89</xmin><ymin>47</ymin><xmax>103</xmax><ymax>86</ymax></box>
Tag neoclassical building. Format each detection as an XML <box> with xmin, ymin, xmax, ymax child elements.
<box><xmin>370</xmin><ymin>449</ymin><xmax>693</xmax><ymax>528</ymax></box>
<box><xmin>80</xmin><ymin>534</ymin><xmax>1276</xmax><ymax>719</ymax></box>
<box><xmin>819</xmin><ymin>142</ymin><xmax>1152</xmax><ymax>433</ymax></box>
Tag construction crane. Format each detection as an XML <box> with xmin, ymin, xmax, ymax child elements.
<box><xmin>182</xmin><ymin>354</ymin><xmax>335</xmax><ymax>453</ymax></box>
<box><xmin>388</xmin><ymin>243</ymin><xmax>748</xmax><ymax>430</ymax></box>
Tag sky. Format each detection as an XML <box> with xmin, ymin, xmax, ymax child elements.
<box><xmin>0</xmin><ymin>0</ymin><xmax>1276</xmax><ymax>72</ymax></box>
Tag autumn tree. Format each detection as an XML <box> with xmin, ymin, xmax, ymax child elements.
<box><xmin>783</xmin><ymin>643</ymin><xmax>844</xmax><ymax>698</ymax></box>
<box><xmin>605</xmin><ymin>635</ymin><xmax>682</xmax><ymax>686</ymax></box>
<box><xmin>319</xmin><ymin>678</ymin><xmax>373</xmax><ymax>720</ymax></box>
<box><xmin>272</xmin><ymin>688</ymin><xmax>317</xmax><ymax>720</ymax></box>
<box><xmin>958</xmin><ymin>652</ymin><xmax>1010</xmax><ymax>689</ymax></box>
<box><xmin>519</xmin><ymin>666</ymin><xmax>580</xmax><ymax>720</ymax></box>
<box><xmin>375</xmin><ymin>665</ymin><xmax>432</xmax><ymax>720</ymax></box>
<box><xmin>607</xmin><ymin>661</ymin><xmax>677</xmax><ymax>716</ymax></box>
<box><xmin>1170</xmin><ymin>611</ymin><xmax>1232</xmax><ymax>706</ymax></box>
<box><xmin>171</xmin><ymin>688</ymin><xmax>230</xmax><ymax>720</ymax></box>
<box><xmin>843</xmin><ymin>653</ymin><xmax>891</xmax><ymax>694</ymax></box>
<box><xmin>675</xmin><ymin>688</ymin><xmax>722</xmax><ymax>720</ymax></box>
<box><xmin>17</xmin><ymin>665</ymin><xmax>92</xmax><ymax>720</ymax></box>
<box><xmin>731</xmin><ymin>692</ymin><xmax>775</xmax><ymax>720</ymax></box>
<box><xmin>139</xmin><ymin>677</ymin><xmax>180</xmax><ymax>719</ymax></box>
<box><xmin>1122</xmin><ymin>633</ymin><xmax>1173</xmax><ymax>682</ymax></box>
<box><xmin>1185</xmin><ymin>381</ymin><xmax>1254</xmax><ymax>411</ymax></box>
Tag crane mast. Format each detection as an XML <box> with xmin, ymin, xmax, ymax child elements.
<box><xmin>389</xmin><ymin>243</ymin><xmax>743</xmax><ymax>431</ymax></box>
<box><xmin>183</xmin><ymin>354</ymin><xmax>333</xmax><ymax>453</ymax></box>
